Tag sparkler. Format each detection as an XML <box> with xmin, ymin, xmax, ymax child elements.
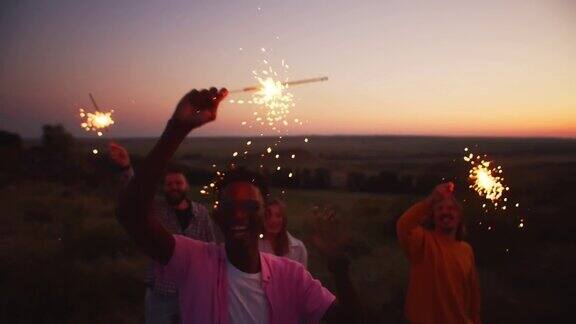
<box><xmin>463</xmin><ymin>147</ymin><xmax>525</xmax><ymax>230</ymax></box>
<box><xmin>229</xmin><ymin>77</ymin><xmax>329</xmax><ymax>93</ymax></box>
<box><xmin>78</xmin><ymin>93</ymin><xmax>115</xmax><ymax>155</ymax></box>
<box><xmin>464</xmin><ymin>147</ymin><xmax>508</xmax><ymax>205</ymax></box>
<box><xmin>202</xmin><ymin>41</ymin><xmax>324</xmax><ymax>197</ymax></box>
<box><xmin>79</xmin><ymin>94</ymin><xmax>115</xmax><ymax>136</ymax></box>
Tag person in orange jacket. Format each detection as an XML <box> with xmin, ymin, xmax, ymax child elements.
<box><xmin>397</xmin><ymin>182</ymin><xmax>481</xmax><ymax>324</ymax></box>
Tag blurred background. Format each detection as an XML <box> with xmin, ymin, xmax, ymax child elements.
<box><xmin>1</xmin><ymin>0</ymin><xmax>575</xmax><ymax>323</ymax></box>
<box><xmin>1</xmin><ymin>131</ymin><xmax>575</xmax><ymax>323</ymax></box>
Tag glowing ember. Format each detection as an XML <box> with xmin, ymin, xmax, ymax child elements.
<box><xmin>463</xmin><ymin>148</ymin><xmax>524</xmax><ymax>230</ymax></box>
<box><xmin>465</xmin><ymin>152</ymin><xmax>505</xmax><ymax>202</ymax></box>
<box><xmin>203</xmin><ymin>45</ymin><xmax>323</xmax><ymax>197</ymax></box>
<box><xmin>252</xmin><ymin>76</ymin><xmax>294</xmax><ymax>125</ymax></box>
<box><xmin>79</xmin><ymin>109</ymin><xmax>115</xmax><ymax>135</ymax></box>
<box><xmin>471</xmin><ymin>163</ymin><xmax>505</xmax><ymax>201</ymax></box>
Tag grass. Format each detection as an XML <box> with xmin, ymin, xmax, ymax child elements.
<box><xmin>5</xmin><ymin>134</ymin><xmax>576</xmax><ymax>323</ymax></box>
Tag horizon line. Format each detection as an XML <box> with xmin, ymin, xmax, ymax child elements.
<box><xmin>22</xmin><ymin>133</ymin><xmax>576</xmax><ymax>141</ymax></box>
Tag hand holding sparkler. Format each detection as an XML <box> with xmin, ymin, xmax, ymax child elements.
<box><xmin>170</xmin><ymin>87</ymin><xmax>228</xmax><ymax>133</ymax></box>
<box><xmin>435</xmin><ymin>182</ymin><xmax>455</xmax><ymax>198</ymax></box>
<box><xmin>426</xmin><ymin>182</ymin><xmax>455</xmax><ymax>205</ymax></box>
<box><xmin>109</xmin><ymin>141</ymin><xmax>131</xmax><ymax>168</ymax></box>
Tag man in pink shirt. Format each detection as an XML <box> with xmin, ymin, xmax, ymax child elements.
<box><xmin>117</xmin><ymin>87</ymin><xmax>359</xmax><ymax>324</ymax></box>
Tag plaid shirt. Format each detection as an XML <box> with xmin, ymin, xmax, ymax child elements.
<box><xmin>146</xmin><ymin>198</ymin><xmax>217</xmax><ymax>295</ymax></box>
<box><xmin>120</xmin><ymin>168</ymin><xmax>218</xmax><ymax>296</ymax></box>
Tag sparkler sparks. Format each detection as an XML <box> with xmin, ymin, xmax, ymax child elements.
<box><xmin>464</xmin><ymin>149</ymin><xmax>508</xmax><ymax>205</ymax></box>
<box><xmin>463</xmin><ymin>147</ymin><xmax>525</xmax><ymax>231</ymax></box>
<box><xmin>79</xmin><ymin>93</ymin><xmax>116</xmax><ymax>155</ymax></box>
<box><xmin>201</xmin><ymin>40</ymin><xmax>324</xmax><ymax>198</ymax></box>
<box><xmin>468</xmin><ymin>160</ymin><xmax>505</xmax><ymax>201</ymax></box>
<box><xmin>79</xmin><ymin>109</ymin><xmax>115</xmax><ymax>135</ymax></box>
<box><xmin>252</xmin><ymin>76</ymin><xmax>294</xmax><ymax>125</ymax></box>
<box><xmin>79</xmin><ymin>94</ymin><xmax>115</xmax><ymax>136</ymax></box>
<box><xmin>228</xmin><ymin>51</ymin><xmax>325</xmax><ymax>134</ymax></box>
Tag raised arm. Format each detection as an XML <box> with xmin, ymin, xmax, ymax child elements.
<box><xmin>116</xmin><ymin>87</ymin><xmax>228</xmax><ymax>265</ymax></box>
<box><xmin>109</xmin><ymin>141</ymin><xmax>134</xmax><ymax>187</ymax></box>
<box><xmin>396</xmin><ymin>182</ymin><xmax>454</xmax><ymax>260</ymax></box>
<box><xmin>396</xmin><ymin>200</ymin><xmax>429</xmax><ymax>252</ymax></box>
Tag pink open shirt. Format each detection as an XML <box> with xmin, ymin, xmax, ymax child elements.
<box><xmin>156</xmin><ymin>235</ymin><xmax>336</xmax><ymax>324</ymax></box>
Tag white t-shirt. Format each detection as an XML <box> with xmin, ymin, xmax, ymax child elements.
<box><xmin>227</xmin><ymin>260</ymin><xmax>270</xmax><ymax>324</ymax></box>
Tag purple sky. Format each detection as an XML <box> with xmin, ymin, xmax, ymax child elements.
<box><xmin>1</xmin><ymin>0</ymin><xmax>575</xmax><ymax>138</ymax></box>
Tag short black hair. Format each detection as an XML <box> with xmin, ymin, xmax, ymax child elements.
<box><xmin>215</xmin><ymin>167</ymin><xmax>269</xmax><ymax>200</ymax></box>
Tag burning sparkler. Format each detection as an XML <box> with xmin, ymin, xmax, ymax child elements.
<box><xmin>78</xmin><ymin>93</ymin><xmax>115</xmax><ymax>155</ymax></box>
<box><xmin>229</xmin><ymin>76</ymin><xmax>328</xmax><ymax>93</ymax></box>
<box><xmin>464</xmin><ymin>148</ymin><xmax>508</xmax><ymax>205</ymax></box>
<box><xmin>200</xmin><ymin>43</ymin><xmax>324</xmax><ymax>197</ymax></box>
<box><xmin>463</xmin><ymin>147</ymin><xmax>525</xmax><ymax>230</ymax></box>
<box><xmin>79</xmin><ymin>94</ymin><xmax>115</xmax><ymax>136</ymax></box>
<box><xmin>228</xmin><ymin>52</ymin><xmax>326</xmax><ymax>133</ymax></box>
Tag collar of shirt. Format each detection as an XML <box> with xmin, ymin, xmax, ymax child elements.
<box><xmin>166</xmin><ymin>235</ymin><xmax>335</xmax><ymax>324</ymax></box>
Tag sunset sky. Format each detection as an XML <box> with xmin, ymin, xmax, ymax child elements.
<box><xmin>1</xmin><ymin>0</ymin><xmax>575</xmax><ymax>138</ymax></box>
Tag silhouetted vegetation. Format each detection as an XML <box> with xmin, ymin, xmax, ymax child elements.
<box><xmin>1</xmin><ymin>128</ymin><xmax>575</xmax><ymax>323</ymax></box>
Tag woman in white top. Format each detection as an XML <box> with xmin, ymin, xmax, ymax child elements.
<box><xmin>258</xmin><ymin>198</ymin><xmax>308</xmax><ymax>268</ymax></box>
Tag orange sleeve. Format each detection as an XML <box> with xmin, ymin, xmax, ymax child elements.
<box><xmin>396</xmin><ymin>200</ymin><xmax>429</xmax><ymax>263</ymax></box>
<box><xmin>468</xmin><ymin>248</ymin><xmax>482</xmax><ymax>324</ymax></box>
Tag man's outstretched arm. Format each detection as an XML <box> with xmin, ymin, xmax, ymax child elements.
<box><xmin>116</xmin><ymin>87</ymin><xmax>228</xmax><ymax>265</ymax></box>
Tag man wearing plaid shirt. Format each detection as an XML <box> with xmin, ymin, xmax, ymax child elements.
<box><xmin>110</xmin><ymin>142</ymin><xmax>218</xmax><ymax>324</ymax></box>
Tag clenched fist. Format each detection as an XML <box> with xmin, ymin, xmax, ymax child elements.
<box><xmin>169</xmin><ymin>87</ymin><xmax>228</xmax><ymax>132</ymax></box>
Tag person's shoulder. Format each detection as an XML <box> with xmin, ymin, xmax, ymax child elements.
<box><xmin>458</xmin><ymin>240</ymin><xmax>475</xmax><ymax>255</ymax></box>
<box><xmin>287</xmin><ymin>232</ymin><xmax>306</xmax><ymax>248</ymax></box>
<box><xmin>459</xmin><ymin>240</ymin><xmax>472</xmax><ymax>249</ymax></box>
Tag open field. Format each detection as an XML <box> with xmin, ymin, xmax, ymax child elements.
<box><xmin>2</xmin><ymin>132</ymin><xmax>576</xmax><ymax>323</ymax></box>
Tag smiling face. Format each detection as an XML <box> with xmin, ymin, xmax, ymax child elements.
<box><xmin>264</xmin><ymin>203</ymin><xmax>285</xmax><ymax>236</ymax></box>
<box><xmin>214</xmin><ymin>181</ymin><xmax>265</xmax><ymax>250</ymax></box>
<box><xmin>432</xmin><ymin>197</ymin><xmax>462</xmax><ymax>234</ymax></box>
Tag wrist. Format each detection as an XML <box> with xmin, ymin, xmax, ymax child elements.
<box><xmin>167</xmin><ymin>118</ymin><xmax>191</xmax><ymax>131</ymax></box>
<box><xmin>164</xmin><ymin>118</ymin><xmax>193</xmax><ymax>139</ymax></box>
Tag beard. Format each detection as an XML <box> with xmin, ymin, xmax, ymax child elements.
<box><xmin>165</xmin><ymin>190</ymin><xmax>187</xmax><ymax>206</ymax></box>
